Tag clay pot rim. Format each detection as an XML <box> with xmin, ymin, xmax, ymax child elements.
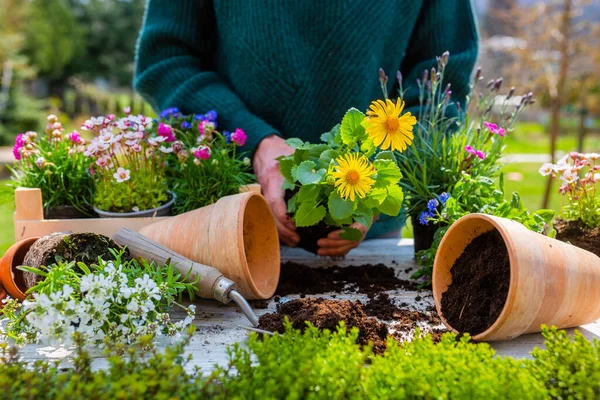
<box><xmin>235</xmin><ymin>191</ymin><xmax>280</xmax><ymax>299</ymax></box>
<box><xmin>432</xmin><ymin>213</ymin><xmax>517</xmax><ymax>341</ymax></box>
<box><xmin>1</xmin><ymin>237</ymin><xmax>40</xmax><ymax>301</ymax></box>
<box><xmin>93</xmin><ymin>191</ymin><xmax>176</xmax><ymax>218</ymax></box>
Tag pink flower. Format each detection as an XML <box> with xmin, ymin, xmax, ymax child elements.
<box><xmin>464</xmin><ymin>145</ymin><xmax>476</xmax><ymax>156</ymax></box>
<box><xmin>561</xmin><ymin>170</ymin><xmax>579</xmax><ymax>184</ymax></box>
<box><xmin>193</xmin><ymin>146</ymin><xmax>211</xmax><ymax>160</ymax></box>
<box><xmin>131</xmin><ymin>143</ymin><xmax>142</xmax><ymax>153</ymax></box>
<box><xmin>113</xmin><ymin>167</ymin><xmax>131</xmax><ymax>183</ymax></box>
<box><xmin>35</xmin><ymin>157</ymin><xmax>45</xmax><ymax>169</ymax></box>
<box><xmin>231</xmin><ymin>128</ymin><xmax>247</xmax><ymax>146</ymax></box>
<box><xmin>13</xmin><ymin>133</ymin><xmax>25</xmax><ymax>160</ymax></box>
<box><xmin>558</xmin><ymin>184</ymin><xmax>569</xmax><ymax>195</ymax></box>
<box><xmin>539</xmin><ymin>163</ymin><xmax>553</xmax><ymax>176</ymax></box>
<box><xmin>123</xmin><ymin>106</ymin><xmax>131</xmax><ymax>114</ymax></box>
<box><xmin>158</xmin><ymin>123</ymin><xmax>175</xmax><ymax>142</ymax></box>
<box><xmin>475</xmin><ymin>150</ymin><xmax>486</xmax><ymax>160</ymax></box>
<box><xmin>483</xmin><ymin>121</ymin><xmax>506</xmax><ymax>137</ymax></box>
<box><xmin>68</xmin><ymin>131</ymin><xmax>82</xmax><ymax>144</ymax></box>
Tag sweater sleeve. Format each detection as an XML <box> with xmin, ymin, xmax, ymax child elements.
<box><xmin>399</xmin><ymin>0</ymin><xmax>479</xmax><ymax>117</ymax></box>
<box><xmin>133</xmin><ymin>0</ymin><xmax>279</xmax><ymax>154</ymax></box>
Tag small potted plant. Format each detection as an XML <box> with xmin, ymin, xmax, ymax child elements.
<box><xmin>9</xmin><ymin>114</ymin><xmax>95</xmax><ymax>218</ymax></box>
<box><xmin>156</xmin><ymin>108</ymin><xmax>255</xmax><ymax>214</ymax></box>
<box><xmin>278</xmin><ymin>104</ymin><xmax>413</xmax><ymax>254</ymax></box>
<box><xmin>382</xmin><ymin>52</ymin><xmax>534</xmax><ymax>253</ymax></box>
<box><xmin>539</xmin><ymin>152</ymin><xmax>600</xmax><ymax>257</ymax></box>
<box><xmin>82</xmin><ymin>109</ymin><xmax>174</xmax><ymax>217</ymax></box>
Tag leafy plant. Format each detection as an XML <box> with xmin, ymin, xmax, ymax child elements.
<box><xmin>0</xmin><ymin>251</ymin><xmax>197</xmax><ymax>346</ymax></box>
<box><xmin>82</xmin><ymin>111</ymin><xmax>169</xmax><ymax>213</ymax></box>
<box><xmin>384</xmin><ymin>52</ymin><xmax>534</xmax><ymax>216</ymax></box>
<box><xmin>413</xmin><ymin>172</ymin><xmax>555</xmax><ymax>284</ymax></box>
<box><xmin>157</xmin><ymin>108</ymin><xmax>255</xmax><ymax>215</ymax></box>
<box><xmin>539</xmin><ymin>152</ymin><xmax>600</xmax><ymax>228</ymax></box>
<box><xmin>8</xmin><ymin>114</ymin><xmax>95</xmax><ymax>215</ymax></box>
<box><xmin>279</xmin><ymin>105</ymin><xmax>412</xmax><ymax>240</ymax></box>
<box><xmin>0</xmin><ymin>324</ymin><xmax>598</xmax><ymax>399</ymax></box>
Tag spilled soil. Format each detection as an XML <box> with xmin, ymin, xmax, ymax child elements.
<box><xmin>441</xmin><ymin>229</ymin><xmax>510</xmax><ymax>335</ymax></box>
<box><xmin>555</xmin><ymin>219</ymin><xmax>600</xmax><ymax>258</ymax></box>
<box><xmin>276</xmin><ymin>262</ymin><xmax>420</xmax><ymax>297</ymax></box>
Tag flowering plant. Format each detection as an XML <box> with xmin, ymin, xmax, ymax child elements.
<box><xmin>413</xmin><ymin>172</ymin><xmax>555</xmax><ymax>284</ymax></box>
<box><xmin>539</xmin><ymin>152</ymin><xmax>600</xmax><ymax>228</ymax></box>
<box><xmin>0</xmin><ymin>252</ymin><xmax>197</xmax><ymax>346</ymax></box>
<box><xmin>156</xmin><ymin>108</ymin><xmax>255</xmax><ymax>214</ymax></box>
<box><xmin>8</xmin><ymin>114</ymin><xmax>95</xmax><ymax>216</ymax></box>
<box><xmin>82</xmin><ymin>110</ymin><xmax>170</xmax><ymax>213</ymax></box>
<box><xmin>279</xmin><ymin>103</ymin><xmax>415</xmax><ymax>241</ymax></box>
<box><xmin>383</xmin><ymin>52</ymin><xmax>533</xmax><ymax>216</ymax></box>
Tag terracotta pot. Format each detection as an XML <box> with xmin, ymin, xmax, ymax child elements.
<box><xmin>433</xmin><ymin>213</ymin><xmax>600</xmax><ymax>341</ymax></box>
<box><xmin>139</xmin><ymin>191</ymin><xmax>280</xmax><ymax>300</ymax></box>
<box><xmin>0</xmin><ymin>237</ymin><xmax>39</xmax><ymax>301</ymax></box>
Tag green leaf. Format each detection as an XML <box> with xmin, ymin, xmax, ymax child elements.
<box><xmin>320</xmin><ymin>124</ymin><xmax>341</xmax><ymax>147</ymax></box>
<box><xmin>377</xmin><ymin>185</ymin><xmax>404</xmax><ymax>216</ymax></box>
<box><xmin>340</xmin><ymin>227</ymin><xmax>363</xmax><ymax>241</ymax></box>
<box><xmin>282</xmin><ymin>178</ymin><xmax>296</xmax><ymax>190</ymax></box>
<box><xmin>294</xmin><ymin>202</ymin><xmax>326</xmax><ymax>227</ymax></box>
<box><xmin>534</xmin><ymin>209</ymin><xmax>555</xmax><ymax>223</ymax></box>
<box><xmin>293</xmin><ymin>149</ymin><xmax>308</xmax><ymax>164</ymax></box>
<box><xmin>287</xmin><ymin>193</ymin><xmax>298</xmax><ymax>213</ymax></box>
<box><xmin>373</xmin><ymin>160</ymin><xmax>403</xmax><ymax>188</ymax></box>
<box><xmin>354</xmin><ymin>207</ymin><xmax>374</xmax><ymax>230</ymax></box>
<box><xmin>328</xmin><ymin>191</ymin><xmax>354</xmax><ymax>221</ymax></box>
<box><xmin>306</xmin><ymin>144</ymin><xmax>330</xmax><ymax>161</ymax></box>
<box><xmin>286</xmin><ymin>138</ymin><xmax>305</xmax><ymax>149</ymax></box>
<box><xmin>291</xmin><ymin>161</ymin><xmax>324</xmax><ymax>185</ymax></box>
<box><xmin>297</xmin><ymin>184</ymin><xmax>321</xmax><ymax>203</ymax></box>
<box><xmin>318</xmin><ymin>150</ymin><xmax>339</xmax><ymax>169</ymax></box>
<box><xmin>364</xmin><ymin>187</ymin><xmax>388</xmax><ymax>208</ymax></box>
<box><xmin>340</xmin><ymin>108</ymin><xmax>366</xmax><ymax>146</ymax></box>
<box><xmin>278</xmin><ymin>156</ymin><xmax>295</xmax><ymax>181</ymax></box>
<box><xmin>375</xmin><ymin>151</ymin><xmax>396</xmax><ymax>161</ymax></box>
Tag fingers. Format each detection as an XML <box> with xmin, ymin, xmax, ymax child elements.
<box><xmin>317</xmin><ymin>242</ymin><xmax>358</xmax><ymax>257</ymax></box>
<box><xmin>316</xmin><ymin>222</ymin><xmax>368</xmax><ymax>257</ymax></box>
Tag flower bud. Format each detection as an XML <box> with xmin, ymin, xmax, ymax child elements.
<box><xmin>507</xmin><ymin>86</ymin><xmax>515</xmax><ymax>99</ymax></box>
<box><xmin>243</xmin><ymin>157</ymin><xmax>251</xmax><ymax>167</ymax></box>
<box><xmin>422</xmin><ymin>69</ymin><xmax>429</xmax><ymax>84</ymax></box>
<box><xmin>440</xmin><ymin>51</ymin><xmax>449</xmax><ymax>67</ymax></box>
<box><xmin>396</xmin><ymin>70</ymin><xmax>403</xmax><ymax>86</ymax></box>
<box><xmin>493</xmin><ymin>78</ymin><xmax>503</xmax><ymax>91</ymax></box>
<box><xmin>378</xmin><ymin>68</ymin><xmax>388</xmax><ymax>86</ymax></box>
<box><xmin>474</xmin><ymin>67</ymin><xmax>482</xmax><ymax>83</ymax></box>
<box><xmin>47</xmin><ymin>114</ymin><xmax>58</xmax><ymax>124</ymax></box>
<box><xmin>430</xmin><ymin>68</ymin><xmax>437</xmax><ymax>83</ymax></box>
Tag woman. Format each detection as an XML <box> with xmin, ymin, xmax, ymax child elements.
<box><xmin>135</xmin><ymin>0</ymin><xmax>479</xmax><ymax>256</ymax></box>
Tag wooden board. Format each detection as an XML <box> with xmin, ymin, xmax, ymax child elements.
<box><xmin>15</xmin><ymin>239</ymin><xmax>600</xmax><ymax>373</ymax></box>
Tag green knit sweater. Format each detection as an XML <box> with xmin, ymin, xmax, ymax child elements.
<box><xmin>134</xmin><ymin>0</ymin><xmax>479</xmax><ymax>237</ymax></box>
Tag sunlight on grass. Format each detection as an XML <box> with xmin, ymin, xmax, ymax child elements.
<box><xmin>505</xmin><ymin>122</ymin><xmax>599</xmax><ymax>155</ymax></box>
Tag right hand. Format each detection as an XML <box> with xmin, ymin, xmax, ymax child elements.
<box><xmin>253</xmin><ymin>135</ymin><xmax>300</xmax><ymax>246</ymax></box>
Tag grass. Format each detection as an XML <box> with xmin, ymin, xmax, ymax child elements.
<box><xmin>505</xmin><ymin>122</ymin><xmax>599</xmax><ymax>155</ymax></box>
<box><xmin>0</xmin><ymin>182</ymin><xmax>15</xmax><ymax>255</ymax></box>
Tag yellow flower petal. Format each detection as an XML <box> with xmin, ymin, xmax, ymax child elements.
<box><xmin>330</xmin><ymin>153</ymin><xmax>375</xmax><ymax>201</ymax></box>
<box><xmin>364</xmin><ymin>99</ymin><xmax>417</xmax><ymax>152</ymax></box>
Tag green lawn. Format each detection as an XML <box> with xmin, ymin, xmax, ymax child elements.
<box><xmin>0</xmin><ymin>191</ymin><xmax>14</xmax><ymax>255</ymax></box>
<box><xmin>504</xmin><ymin>122</ymin><xmax>599</xmax><ymax>154</ymax></box>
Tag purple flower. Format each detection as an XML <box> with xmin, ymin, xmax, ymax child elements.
<box><xmin>418</xmin><ymin>211</ymin><xmax>433</xmax><ymax>226</ymax></box>
<box><xmin>158</xmin><ymin>123</ymin><xmax>175</xmax><ymax>143</ymax></box>
<box><xmin>181</xmin><ymin>121</ymin><xmax>192</xmax><ymax>130</ymax></box>
<box><xmin>193</xmin><ymin>114</ymin><xmax>206</xmax><ymax>121</ymax></box>
<box><xmin>159</xmin><ymin>107</ymin><xmax>181</xmax><ymax>119</ymax></box>
<box><xmin>427</xmin><ymin>199</ymin><xmax>439</xmax><ymax>213</ymax></box>
<box><xmin>223</xmin><ymin>131</ymin><xmax>231</xmax><ymax>144</ymax></box>
<box><xmin>439</xmin><ymin>192</ymin><xmax>450</xmax><ymax>205</ymax></box>
<box><xmin>231</xmin><ymin>128</ymin><xmax>247</xmax><ymax>146</ymax></box>
<box><xmin>205</xmin><ymin>110</ymin><xmax>218</xmax><ymax>121</ymax></box>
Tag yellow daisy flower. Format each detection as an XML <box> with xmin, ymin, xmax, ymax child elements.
<box><xmin>331</xmin><ymin>153</ymin><xmax>376</xmax><ymax>201</ymax></box>
<box><xmin>365</xmin><ymin>98</ymin><xmax>417</xmax><ymax>152</ymax></box>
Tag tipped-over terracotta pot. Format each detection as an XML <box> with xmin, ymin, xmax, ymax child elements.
<box><xmin>139</xmin><ymin>191</ymin><xmax>280</xmax><ymax>300</ymax></box>
<box><xmin>433</xmin><ymin>213</ymin><xmax>600</xmax><ymax>341</ymax></box>
<box><xmin>0</xmin><ymin>237</ymin><xmax>39</xmax><ymax>301</ymax></box>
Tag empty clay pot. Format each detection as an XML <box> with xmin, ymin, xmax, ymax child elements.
<box><xmin>433</xmin><ymin>213</ymin><xmax>600</xmax><ymax>341</ymax></box>
<box><xmin>139</xmin><ymin>191</ymin><xmax>280</xmax><ymax>300</ymax></box>
<box><xmin>0</xmin><ymin>237</ymin><xmax>39</xmax><ymax>301</ymax></box>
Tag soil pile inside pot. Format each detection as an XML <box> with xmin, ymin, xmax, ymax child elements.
<box><xmin>276</xmin><ymin>262</ymin><xmax>419</xmax><ymax>297</ymax></box>
<box><xmin>258</xmin><ymin>298</ymin><xmax>388</xmax><ymax>354</ymax></box>
<box><xmin>555</xmin><ymin>219</ymin><xmax>600</xmax><ymax>258</ymax></box>
<box><xmin>440</xmin><ymin>229</ymin><xmax>510</xmax><ymax>335</ymax></box>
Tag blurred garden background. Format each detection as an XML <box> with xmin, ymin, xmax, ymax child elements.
<box><xmin>0</xmin><ymin>0</ymin><xmax>598</xmax><ymax>251</ymax></box>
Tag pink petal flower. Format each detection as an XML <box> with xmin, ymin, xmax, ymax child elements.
<box><xmin>464</xmin><ymin>145</ymin><xmax>476</xmax><ymax>155</ymax></box>
<box><xmin>231</xmin><ymin>128</ymin><xmax>247</xmax><ymax>146</ymax></box>
<box><xmin>475</xmin><ymin>150</ymin><xmax>486</xmax><ymax>160</ymax></box>
<box><xmin>496</xmin><ymin>128</ymin><xmax>506</xmax><ymax>137</ymax></box>
<box><xmin>483</xmin><ymin>121</ymin><xmax>498</xmax><ymax>132</ymax></box>
<box><xmin>193</xmin><ymin>146</ymin><xmax>211</xmax><ymax>160</ymax></box>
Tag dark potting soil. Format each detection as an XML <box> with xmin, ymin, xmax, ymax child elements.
<box><xmin>276</xmin><ymin>262</ymin><xmax>420</xmax><ymax>297</ymax></box>
<box><xmin>258</xmin><ymin>297</ymin><xmax>389</xmax><ymax>354</ymax></box>
<box><xmin>441</xmin><ymin>229</ymin><xmax>511</xmax><ymax>335</ymax></box>
<box><xmin>555</xmin><ymin>219</ymin><xmax>600</xmax><ymax>259</ymax></box>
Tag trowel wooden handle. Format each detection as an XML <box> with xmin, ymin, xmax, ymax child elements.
<box><xmin>113</xmin><ymin>228</ymin><xmax>231</xmax><ymax>301</ymax></box>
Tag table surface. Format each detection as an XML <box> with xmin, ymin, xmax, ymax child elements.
<box><xmin>18</xmin><ymin>239</ymin><xmax>600</xmax><ymax>372</ymax></box>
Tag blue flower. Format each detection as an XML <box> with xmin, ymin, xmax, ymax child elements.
<box><xmin>205</xmin><ymin>110</ymin><xmax>218</xmax><ymax>121</ymax></box>
<box><xmin>223</xmin><ymin>131</ymin><xmax>231</xmax><ymax>143</ymax></box>
<box><xmin>181</xmin><ymin>121</ymin><xmax>192</xmax><ymax>130</ymax></box>
<box><xmin>193</xmin><ymin>114</ymin><xmax>206</xmax><ymax>121</ymax></box>
<box><xmin>427</xmin><ymin>199</ymin><xmax>439</xmax><ymax>213</ymax></box>
<box><xmin>439</xmin><ymin>192</ymin><xmax>450</xmax><ymax>205</ymax></box>
<box><xmin>159</xmin><ymin>107</ymin><xmax>181</xmax><ymax>119</ymax></box>
<box><xmin>419</xmin><ymin>211</ymin><xmax>433</xmax><ymax>226</ymax></box>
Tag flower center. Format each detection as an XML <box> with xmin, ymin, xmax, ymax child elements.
<box><xmin>385</xmin><ymin>117</ymin><xmax>399</xmax><ymax>132</ymax></box>
<box><xmin>345</xmin><ymin>170</ymin><xmax>361</xmax><ymax>185</ymax></box>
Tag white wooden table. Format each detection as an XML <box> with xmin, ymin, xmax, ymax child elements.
<box><xmin>17</xmin><ymin>239</ymin><xmax>600</xmax><ymax>372</ymax></box>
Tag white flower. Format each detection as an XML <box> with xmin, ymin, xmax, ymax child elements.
<box><xmin>62</xmin><ymin>285</ymin><xmax>74</xmax><ymax>299</ymax></box>
<box><xmin>561</xmin><ymin>170</ymin><xmax>579</xmax><ymax>184</ymax></box>
<box><xmin>113</xmin><ymin>167</ymin><xmax>131</xmax><ymax>183</ymax></box>
<box><xmin>538</xmin><ymin>163</ymin><xmax>553</xmax><ymax>176</ymax></box>
<box><xmin>159</xmin><ymin>145</ymin><xmax>173</xmax><ymax>154</ymax></box>
<box><xmin>148</xmin><ymin>136</ymin><xmax>165</xmax><ymax>147</ymax></box>
<box><xmin>588</xmin><ymin>153</ymin><xmax>600</xmax><ymax>161</ymax></box>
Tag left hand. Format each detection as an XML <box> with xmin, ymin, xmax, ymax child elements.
<box><xmin>316</xmin><ymin>222</ymin><xmax>368</xmax><ymax>257</ymax></box>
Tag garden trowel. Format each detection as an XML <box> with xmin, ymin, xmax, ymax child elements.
<box><xmin>113</xmin><ymin>228</ymin><xmax>260</xmax><ymax>327</ymax></box>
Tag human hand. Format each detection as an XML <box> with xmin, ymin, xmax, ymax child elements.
<box><xmin>253</xmin><ymin>135</ymin><xmax>300</xmax><ymax>246</ymax></box>
<box><xmin>316</xmin><ymin>221</ymin><xmax>368</xmax><ymax>257</ymax></box>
